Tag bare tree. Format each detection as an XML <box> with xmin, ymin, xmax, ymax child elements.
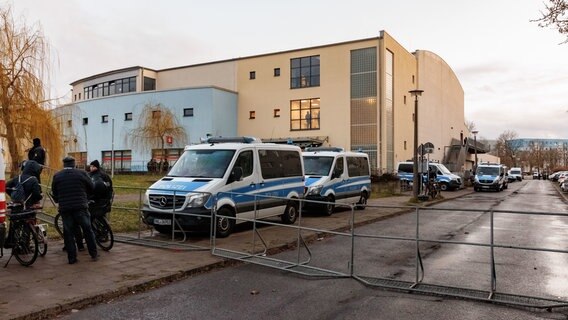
<box><xmin>465</xmin><ymin>120</ymin><xmax>476</xmax><ymax>133</ymax></box>
<box><xmin>533</xmin><ymin>0</ymin><xmax>568</xmax><ymax>43</ymax></box>
<box><xmin>129</xmin><ymin>102</ymin><xmax>187</xmax><ymax>171</ymax></box>
<box><xmin>528</xmin><ymin>141</ymin><xmax>546</xmax><ymax>173</ymax></box>
<box><xmin>494</xmin><ymin>130</ymin><xmax>521</xmax><ymax>167</ymax></box>
<box><xmin>0</xmin><ymin>6</ymin><xmax>63</xmax><ymax>173</ymax></box>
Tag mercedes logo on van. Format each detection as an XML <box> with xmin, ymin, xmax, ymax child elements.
<box><xmin>159</xmin><ymin>196</ymin><xmax>168</xmax><ymax>207</ymax></box>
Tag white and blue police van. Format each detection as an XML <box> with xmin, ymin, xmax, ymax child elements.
<box><xmin>302</xmin><ymin>147</ymin><xmax>371</xmax><ymax>215</ymax></box>
<box><xmin>473</xmin><ymin>162</ymin><xmax>508</xmax><ymax>192</ymax></box>
<box><xmin>396</xmin><ymin>161</ymin><xmax>462</xmax><ymax>191</ymax></box>
<box><xmin>142</xmin><ymin>137</ymin><xmax>305</xmax><ymax>238</ymax></box>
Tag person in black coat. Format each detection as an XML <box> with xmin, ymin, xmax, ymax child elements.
<box><xmin>6</xmin><ymin>160</ymin><xmax>43</xmax><ymax>209</ymax></box>
<box><xmin>88</xmin><ymin>160</ymin><xmax>113</xmax><ymax>218</ymax></box>
<box><xmin>51</xmin><ymin>156</ymin><xmax>98</xmax><ymax>264</ymax></box>
<box><xmin>27</xmin><ymin>138</ymin><xmax>46</xmax><ymax>184</ymax></box>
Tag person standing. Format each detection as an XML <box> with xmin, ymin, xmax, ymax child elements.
<box><xmin>27</xmin><ymin>138</ymin><xmax>46</xmax><ymax>184</ymax></box>
<box><xmin>88</xmin><ymin>160</ymin><xmax>113</xmax><ymax>218</ymax></box>
<box><xmin>51</xmin><ymin>156</ymin><xmax>98</xmax><ymax>264</ymax></box>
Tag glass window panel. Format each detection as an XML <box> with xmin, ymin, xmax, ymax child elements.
<box><xmin>291</xmin><ymin>68</ymin><xmax>301</xmax><ymax>78</ymax></box>
<box><xmin>291</xmin><ymin>120</ymin><xmax>300</xmax><ymax>130</ymax></box>
<box><xmin>300</xmin><ymin>57</ymin><xmax>310</xmax><ymax>67</ymax></box>
<box><xmin>291</xmin><ymin>78</ymin><xmax>299</xmax><ymax>88</ymax></box>
<box><xmin>291</xmin><ymin>101</ymin><xmax>301</xmax><ymax>110</ymax></box>
<box><xmin>291</xmin><ymin>110</ymin><xmax>300</xmax><ymax>119</ymax></box>
<box><xmin>300</xmin><ymin>66</ymin><xmax>311</xmax><ymax>77</ymax></box>
<box><xmin>291</xmin><ymin>58</ymin><xmax>300</xmax><ymax>69</ymax></box>
<box><xmin>311</xmin><ymin>56</ymin><xmax>320</xmax><ymax>66</ymax></box>
<box><xmin>109</xmin><ymin>83</ymin><xmax>116</xmax><ymax>95</ymax></box>
<box><xmin>129</xmin><ymin>77</ymin><xmax>136</xmax><ymax>92</ymax></box>
<box><xmin>300</xmin><ymin>99</ymin><xmax>310</xmax><ymax>109</ymax></box>
<box><xmin>311</xmin><ymin>76</ymin><xmax>320</xmax><ymax>87</ymax></box>
<box><xmin>310</xmin><ymin>66</ymin><xmax>320</xmax><ymax>76</ymax></box>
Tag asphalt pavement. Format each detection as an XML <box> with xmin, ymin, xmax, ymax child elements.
<box><xmin>0</xmin><ymin>187</ymin><xmax>474</xmax><ymax>320</ymax></box>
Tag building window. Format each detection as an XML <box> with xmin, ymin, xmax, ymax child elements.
<box><xmin>67</xmin><ymin>120</ymin><xmax>72</xmax><ymax>127</ymax></box>
<box><xmin>274</xmin><ymin>109</ymin><xmax>280</xmax><ymax>118</ymax></box>
<box><xmin>412</xmin><ymin>75</ymin><xmax>415</xmax><ymax>84</ymax></box>
<box><xmin>249</xmin><ymin>71</ymin><xmax>256</xmax><ymax>80</ymax></box>
<box><xmin>404</xmin><ymin>141</ymin><xmax>407</xmax><ymax>150</ymax></box>
<box><xmin>290</xmin><ymin>55</ymin><xmax>320</xmax><ymax>89</ymax></box>
<box><xmin>152</xmin><ymin>110</ymin><xmax>161</xmax><ymax>119</ymax></box>
<box><xmin>125</xmin><ymin>112</ymin><xmax>133</xmax><ymax>121</ymax></box>
<box><xmin>249</xmin><ymin>111</ymin><xmax>256</xmax><ymax>119</ymax></box>
<box><xmin>290</xmin><ymin>98</ymin><xmax>320</xmax><ymax>130</ymax></box>
<box><xmin>83</xmin><ymin>76</ymin><xmax>137</xmax><ymax>100</ymax></box>
<box><xmin>404</xmin><ymin>95</ymin><xmax>406</xmax><ymax>104</ymax></box>
<box><xmin>183</xmin><ymin>108</ymin><xmax>194</xmax><ymax>117</ymax></box>
<box><xmin>149</xmin><ymin>148</ymin><xmax>184</xmax><ymax>172</ymax></box>
<box><xmin>78</xmin><ymin>92</ymin><xmax>81</xmax><ymax>100</ymax></box>
<box><xmin>143</xmin><ymin>77</ymin><xmax>156</xmax><ymax>91</ymax></box>
<box><xmin>82</xmin><ymin>117</ymin><xmax>88</xmax><ymax>125</ymax></box>
<box><xmin>102</xmin><ymin>150</ymin><xmax>132</xmax><ymax>172</ymax></box>
<box><xmin>74</xmin><ymin>94</ymin><xmax>77</xmax><ymax>101</ymax></box>
<box><xmin>102</xmin><ymin>115</ymin><xmax>109</xmax><ymax>123</ymax></box>
<box><xmin>274</xmin><ymin>68</ymin><xmax>280</xmax><ymax>77</ymax></box>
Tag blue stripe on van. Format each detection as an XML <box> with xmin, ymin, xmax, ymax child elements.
<box><xmin>149</xmin><ymin>179</ymin><xmax>210</xmax><ymax>195</ymax></box>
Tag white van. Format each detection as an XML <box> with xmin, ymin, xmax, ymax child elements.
<box><xmin>303</xmin><ymin>147</ymin><xmax>371</xmax><ymax>215</ymax></box>
<box><xmin>142</xmin><ymin>137</ymin><xmax>305</xmax><ymax>238</ymax></box>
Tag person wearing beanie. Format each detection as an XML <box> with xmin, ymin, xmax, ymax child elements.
<box><xmin>52</xmin><ymin>156</ymin><xmax>98</xmax><ymax>264</ymax></box>
<box><xmin>88</xmin><ymin>159</ymin><xmax>113</xmax><ymax>218</ymax></box>
<box><xmin>27</xmin><ymin>137</ymin><xmax>46</xmax><ymax>184</ymax></box>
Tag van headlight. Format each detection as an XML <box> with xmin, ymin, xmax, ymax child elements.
<box><xmin>306</xmin><ymin>185</ymin><xmax>323</xmax><ymax>196</ymax></box>
<box><xmin>187</xmin><ymin>193</ymin><xmax>210</xmax><ymax>207</ymax></box>
<box><xmin>143</xmin><ymin>191</ymin><xmax>150</xmax><ymax>206</ymax></box>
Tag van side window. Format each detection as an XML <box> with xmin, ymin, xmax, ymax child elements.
<box><xmin>334</xmin><ymin>158</ymin><xmax>344</xmax><ymax>177</ymax></box>
<box><xmin>347</xmin><ymin>157</ymin><xmax>369</xmax><ymax>177</ymax></box>
<box><xmin>259</xmin><ymin>149</ymin><xmax>302</xmax><ymax>179</ymax></box>
<box><xmin>234</xmin><ymin>150</ymin><xmax>254</xmax><ymax>178</ymax></box>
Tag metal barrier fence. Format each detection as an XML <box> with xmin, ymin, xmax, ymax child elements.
<box><xmin>33</xmin><ymin>178</ymin><xmax>568</xmax><ymax>310</ymax></box>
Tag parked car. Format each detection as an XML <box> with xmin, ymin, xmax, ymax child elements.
<box><xmin>561</xmin><ymin>180</ymin><xmax>568</xmax><ymax>192</ymax></box>
<box><xmin>508</xmin><ymin>167</ymin><xmax>522</xmax><ymax>181</ymax></box>
<box><xmin>533</xmin><ymin>171</ymin><xmax>540</xmax><ymax>180</ymax></box>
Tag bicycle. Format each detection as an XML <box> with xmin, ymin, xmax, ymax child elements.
<box><xmin>0</xmin><ymin>204</ymin><xmax>41</xmax><ymax>267</ymax></box>
<box><xmin>54</xmin><ymin>206</ymin><xmax>114</xmax><ymax>251</ymax></box>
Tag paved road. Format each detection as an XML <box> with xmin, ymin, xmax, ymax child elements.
<box><xmin>58</xmin><ymin>180</ymin><xmax>568</xmax><ymax>320</ymax></box>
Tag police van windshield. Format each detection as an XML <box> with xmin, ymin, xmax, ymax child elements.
<box><xmin>168</xmin><ymin>149</ymin><xmax>235</xmax><ymax>178</ymax></box>
<box><xmin>303</xmin><ymin>156</ymin><xmax>334</xmax><ymax>176</ymax></box>
<box><xmin>476</xmin><ymin>167</ymin><xmax>500</xmax><ymax>176</ymax></box>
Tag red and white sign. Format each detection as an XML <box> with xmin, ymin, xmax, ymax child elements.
<box><xmin>166</xmin><ymin>136</ymin><xmax>173</xmax><ymax>144</ymax></box>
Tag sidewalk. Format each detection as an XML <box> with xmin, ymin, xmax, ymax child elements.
<box><xmin>0</xmin><ymin>188</ymin><xmax>473</xmax><ymax>320</ymax></box>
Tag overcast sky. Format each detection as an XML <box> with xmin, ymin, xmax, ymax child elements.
<box><xmin>5</xmin><ymin>0</ymin><xmax>568</xmax><ymax>140</ymax></box>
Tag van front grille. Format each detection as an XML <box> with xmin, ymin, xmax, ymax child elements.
<box><xmin>149</xmin><ymin>194</ymin><xmax>185</xmax><ymax>210</ymax></box>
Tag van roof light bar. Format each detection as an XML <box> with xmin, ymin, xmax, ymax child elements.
<box><xmin>205</xmin><ymin>136</ymin><xmax>261</xmax><ymax>144</ymax></box>
<box><xmin>305</xmin><ymin>147</ymin><xmax>344</xmax><ymax>152</ymax></box>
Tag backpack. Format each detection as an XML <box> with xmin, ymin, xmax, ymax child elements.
<box><xmin>11</xmin><ymin>175</ymin><xmax>33</xmax><ymax>206</ymax></box>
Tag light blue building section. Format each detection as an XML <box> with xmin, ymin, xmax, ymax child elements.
<box><xmin>71</xmin><ymin>87</ymin><xmax>237</xmax><ymax>171</ymax></box>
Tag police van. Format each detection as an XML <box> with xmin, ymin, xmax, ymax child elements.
<box><xmin>302</xmin><ymin>147</ymin><xmax>371</xmax><ymax>215</ymax></box>
<box><xmin>474</xmin><ymin>162</ymin><xmax>508</xmax><ymax>192</ymax></box>
<box><xmin>142</xmin><ymin>137</ymin><xmax>305</xmax><ymax>238</ymax></box>
<box><xmin>396</xmin><ymin>161</ymin><xmax>462</xmax><ymax>191</ymax></box>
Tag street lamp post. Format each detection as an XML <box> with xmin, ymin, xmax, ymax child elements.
<box><xmin>409</xmin><ymin>89</ymin><xmax>424</xmax><ymax>199</ymax></box>
<box><xmin>472</xmin><ymin>130</ymin><xmax>479</xmax><ymax>172</ymax></box>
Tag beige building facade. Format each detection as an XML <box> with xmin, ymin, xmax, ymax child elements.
<box><xmin>64</xmin><ymin>30</ymin><xmax>478</xmax><ymax>173</ymax></box>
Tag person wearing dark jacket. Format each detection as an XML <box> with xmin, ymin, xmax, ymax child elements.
<box><xmin>88</xmin><ymin>160</ymin><xmax>113</xmax><ymax>218</ymax></box>
<box><xmin>6</xmin><ymin>160</ymin><xmax>43</xmax><ymax>209</ymax></box>
<box><xmin>51</xmin><ymin>156</ymin><xmax>98</xmax><ymax>264</ymax></box>
<box><xmin>27</xmin><ymin>138</ymin><xmax>46</xmax><ymax>184</ymax></box>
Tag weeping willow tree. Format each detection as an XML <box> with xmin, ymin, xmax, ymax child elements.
<box><xmin>129</xmin><ymin>102</ymin><xmax>187</xmax><ymax>171</ymax></box>
<box><xmin>0</xmin><ymin>6</ymin><xmax>63</xmax><ymax>173</ymax></box>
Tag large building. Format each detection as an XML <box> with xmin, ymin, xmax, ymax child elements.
<box><xmin>55</xmin><ymin>31</ymin><xmax>480</xmax><ymax>173</ymax></box>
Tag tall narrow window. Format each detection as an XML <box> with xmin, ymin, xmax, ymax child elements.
<box><xmin>102</xmin><ymin>115</ymin><xmax>109</xmax><ymax>123</ymax></box>
<box><xmin>274</xmin><ymin>68</ymin><xmax>280</xmax><ymax>77</ymax></box>
<box><xmin>249</xmin><ymin>111</ymin><xmax>256</xmax><ymax>119</ymax></box>
<box><xmin>83</xmin><ymin>118</ymin><xmax>88</xmax><ymax>125</ymax></box>
<box><xmin>249</xmin><ymin>71</ymin><xmax>256</xmax><ymax>80</ymax></box>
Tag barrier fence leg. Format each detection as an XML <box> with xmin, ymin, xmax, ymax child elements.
<box><xmin>349</xmin><ymin>204</ymin><xmax>355</xmax><ymax>277</ymax></box>
<box><xmin>490</xmin><ymin>209</ymin><xmax>496</xmax><ymax>298</ymax></box>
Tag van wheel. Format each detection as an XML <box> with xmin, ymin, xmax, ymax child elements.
<box><xmin>324</xmin><ymin>195</ymin><xmax>335</xmax><ymax>216</ymax></box>
<box><xmin>356</xmin><ymin>192</ymin><xmax>368</xmax><ymax>210</ymax></box>
<box><xmin>439</xmin><ymin>182</ymin><xmax>449</xmax><ymax>191</ymax></box>
<box><xmin>215</xmin><ymin>207</ymin><xmax>235</xmax><ymax>238</ymax></box>
<box><xmin>281</xmin><ymin>201</ymin><xmax>298</xmax><ymax>224</ymax></box>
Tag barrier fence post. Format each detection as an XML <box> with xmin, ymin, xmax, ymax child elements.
<box><xmin>415</xmin><ymin>206</ymin><xmax>420</xmax><ymax>284</ymax></box>
<box><xmin>490</xmin><ymin>209</ymin><xmax>496</xmax><ymax>295</ymax></box>
<box><xmin>296</xmin><ymin>198</ymin><xmax>303</xmax><ymax>266</ymax></box>
<box><xmin>349</xmin><ymin>204</ymin><xmax>355</xmax><ymax>276</ymax></box>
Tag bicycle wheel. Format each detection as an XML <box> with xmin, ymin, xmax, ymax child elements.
<box><xmin>13</xmin><ymin>223</ymin><xmax>39</xmax><ymax>266</ymax></box>
<box><xmin>92</xmin><ymin>216</ymin><xmax>113</xmax><ymax>251</ymax></box>
<box><xmin>36</xmin><ymin>225</ymin><xmax>48</xmax><ymax>257</ymax></box>
<box><xmin>54</xmin><ymin>213</ymin><xmax>64</xmax><ymax>238</ymax></box>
